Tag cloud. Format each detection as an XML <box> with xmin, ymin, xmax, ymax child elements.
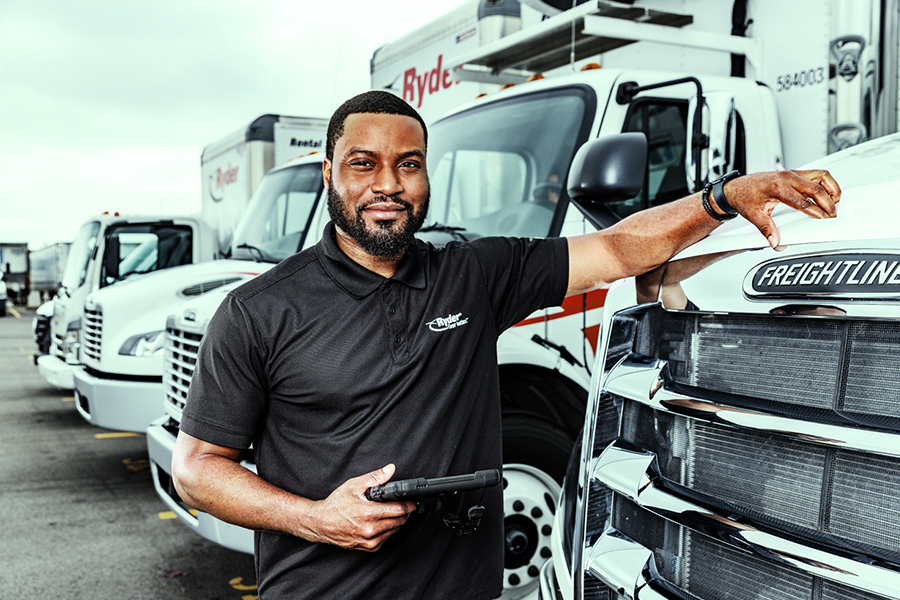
<box><xmin>0</xmin><ymin>0</ymin><xmax>469</xmax><ymax>248</ymax></box>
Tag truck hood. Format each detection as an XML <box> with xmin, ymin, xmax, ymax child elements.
<box><xmin>82</xmin><ymin>259</ymin><xmax>272</xmax><ymax>376</ymax></box>
<box><xmin>677</xmin><ymin>133</ymin><xmax>900</xmax><ymax>260</ymax></box>
<box><xmin>599</xmin><ymin>134</ymin><xmax>900</xmax><ymax>324</ymax></box>
<box><xmin>676</xmin><ymin>178</ymin><xmax>899</xmax><ymax>261</ymax></box>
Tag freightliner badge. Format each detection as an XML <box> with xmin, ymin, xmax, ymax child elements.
<box><xmin>743</xmin><ymin>251</ymin><xmax>900</xmax><ymax>299</ymax></box>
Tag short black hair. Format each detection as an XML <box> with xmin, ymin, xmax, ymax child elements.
<box><xmin>326</xmin><ymin>90</ymin><xmax>428</xmax><ymax>161</ymax></box>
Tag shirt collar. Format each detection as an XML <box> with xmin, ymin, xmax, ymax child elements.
<box><xmin>316</xmin><ymin>222</ymin><xmax>427</xmax><ymax>299</ymax></box>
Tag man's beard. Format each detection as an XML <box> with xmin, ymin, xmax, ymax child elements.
<box><xmin>327</xmin><ymin>180</ymin><xmax>429</xmax><ymax>258</ymax></box>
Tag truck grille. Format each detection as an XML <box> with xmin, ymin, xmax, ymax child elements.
<box><xmin>82</xmin><ymin>307</ymin><xmax>102</xmax><ymax>361</ymax></box>
<box><xmin>163</xmin><ymin>326</ymin><xmax>203</xmax><ymax>413</ymax></box>
<box><xmin>612</xmin><ymin>498</ymin><xmax>893</xmax><ymax>600</ymax></box>
<box><xmin>583</xmin><ymin>305</ymin><xmax>900</xmax><ymax>600</ymax></box>
<box><xmin>635</xmin><ymin>311</ymin><xmax>900</xmax><ymax>427</ymax></box>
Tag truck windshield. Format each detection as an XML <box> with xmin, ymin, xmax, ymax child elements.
<box><xmin>423</xmin><ymin>88</ymin><xmax>591</xmax><ymax>241</ymax></box>
<box><xmin>60</xmin><ymin>221</ymin><xmax>101</xmax><ymax>293</ymax></box>
<box><xmin>230</xmin><ymin>162</ymin><xmax>323</xmax><ymax>262</ymax></box>
<box><xmin>101</xmin><ymin>224</ymin><xmax>194</xmax><ymax>287</ymax></box>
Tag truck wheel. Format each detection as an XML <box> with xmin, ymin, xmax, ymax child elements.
<box><xmin>500</xmin><ymin>415</ymin><xmax>573</xmax><ymax>599</ymax></box>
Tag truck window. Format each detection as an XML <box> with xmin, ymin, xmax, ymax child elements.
<box><xmin>611</xmin><ymin>100</ymin><xmax>690</xmax><ymax>219</ymax></box>
<box><xmin>426</xmin><ymin>89</ymin><xmax>592</xmax><ymax>240</ymax></box>
<box><xmin>231</xmin><ymin>162</ymin><xmax>323</xmax><ymax>262</ymax></box>
<box><xmin>101</xmin><ymin>224</ymin><xmax>193</xmax><ymax>287</ymax></box>
<box><xmin>60</xmin><ymin>221</ymin><xmax>101</xmax><ymax>292</ymax></box>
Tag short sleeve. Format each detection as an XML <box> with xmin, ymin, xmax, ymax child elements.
<box><xmin>468</xmin><ymin>236</ymin><xmax>569</xmax><ymax>332</ymax></box>
<box><xmin>179</xmin><ymin>293</ymin><xmax>269</xmax><ymax>449</ymax></box>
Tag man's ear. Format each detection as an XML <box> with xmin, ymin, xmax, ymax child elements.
<box><xmin>322</xmin><ymin>157</ymin><xmax>332</xmax><ymax>188</ymax></box>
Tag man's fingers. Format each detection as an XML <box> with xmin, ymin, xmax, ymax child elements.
<box><xmin>355</xmin><ymin>465</ymin><xmax>416</xmax><ymax>517</ymax></box>
<box><xmin>791</xmin><ymin>170</ymin><xmax>840</xmax><ymax>217</ymax></box>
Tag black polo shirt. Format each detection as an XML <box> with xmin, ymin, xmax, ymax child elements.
<box><xmin>181</xmin><ymin>222</ymin><xmax>569</xmax><ymax>600</ymax></box>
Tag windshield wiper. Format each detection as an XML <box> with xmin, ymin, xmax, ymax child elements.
<box><xmin>418</xmin><ymin>223</ymin><xmax>469</xmax><ymax>242</ymax></box>
<box><xmin>236</xmin><ymin>243</ymin><xmax>267</xmax><ymax>262</ymax></box>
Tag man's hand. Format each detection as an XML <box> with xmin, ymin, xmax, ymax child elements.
<box><xmin>302</xmin><ymin>464</ymin><xmax>417</xmax><ymax>552</ymax></box>
<box><xmin>719</xmin><ymin>170</ymin><xmax>841</xmax><ymax>248</ymax></box>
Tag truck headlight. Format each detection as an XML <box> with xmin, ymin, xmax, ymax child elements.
<box><xmin>63</xmin><ymin>321</ymin><xmax>81</xmax><ymax>364</ymax></box>
<box><xmin>119</xmin><ymin>331</ymin><xmax>165</xmax><ymax>356</ymax></box>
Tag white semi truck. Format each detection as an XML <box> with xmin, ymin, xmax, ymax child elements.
<box><xmin>551</xmin><ymin>127</ymin><xmax>900</xmax><ymax>600</ymax></box>
<box><xmin>150</xmin><ymin>0</ymin><xmax>898</xmax><ymax>597</ymax></box>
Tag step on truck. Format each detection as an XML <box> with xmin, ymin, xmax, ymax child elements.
<box><xmin>555</xmin><ymin>128</ymin><xmax>900</xmax><ymax>600</ymax></box>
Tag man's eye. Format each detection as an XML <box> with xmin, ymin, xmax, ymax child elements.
<box><xmin>400</xmin><ymin>161</ymin><xmax>421</xmax><ymax>169</ymax></box>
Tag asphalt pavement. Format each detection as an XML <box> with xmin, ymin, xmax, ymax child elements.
<box><xmin>0</xmin><ymin>307</ymin><xmax>257</xmax><ymax>599</ymax></box>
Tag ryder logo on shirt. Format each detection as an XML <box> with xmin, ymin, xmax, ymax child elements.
<box><xmin>427</xmin><ymin>312</ymin><xmax>469</xmax><ymax>332</ymax></box>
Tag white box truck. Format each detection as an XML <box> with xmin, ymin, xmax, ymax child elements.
<box><xmin>74</xmin><ymin>153</ymin><xmax>325</xmax><ymax>433</ymax></box>
<box><xmin>36</xmin><ymin>214</ymin><xmax>218</xmax><ymax>389</ymax></box>
<box><xmin>37</xmin><ymin>114</ymin><xmax>326</xmax><ymax>390</ymax></box>
<box><xmin>201</xmin><ymin>114</ymin><xmax>327</xmax><ymax>252</ymax></box>
<box><xmin>29</xmin><ymin>242</ymin><xmax>71</xmax><ymax>304</ymax></box>
<box><xmin>151</xmin><ymin>1</ymin><xmax>900</xmax><ymax>597</ymax></box>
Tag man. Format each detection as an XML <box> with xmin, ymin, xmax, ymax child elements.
<box><xmin>172</xmin><ymin>91</ymin><xmax>840</xmax><ymax>599</ymax></box>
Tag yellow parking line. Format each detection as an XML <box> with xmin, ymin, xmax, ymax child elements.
<box><xmin>94</xmin><ymin>432</ymin><xmax>143</xmax><ymax>439</ymax></box>
<box><xmin>62</xmin><ymin>397</ymin><xmax>75</xmax><ymax>402</ymax></box>
<box><xmin>158</xmin><ymin>509</ymin><xmax>197</xmax><ymax>520</ymax></box>
<box><xmin>8</xmin><ymin>307</ymin><xmax>21</xmax><ymax>318</ymax></box>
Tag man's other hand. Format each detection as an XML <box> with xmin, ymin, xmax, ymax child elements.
<box><xmin>722</xmin><ymin>169</ymin><xmax>841</xmax><ymax>248</ymax></box>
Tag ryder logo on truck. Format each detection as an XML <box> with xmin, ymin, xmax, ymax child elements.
<box><xmin>743</xmin><ymin>251</ymin><xmax>900</xmax><ymax>298</ymax></box>
<box><xmin>403</xmin><ymin>54</ymin><xmax>459</xmax><ymax>109</ymax></box>
<box><xmin>209</xmin><ymin>164</ymin><xmax>239</xmax><ymax>202</ymax></box>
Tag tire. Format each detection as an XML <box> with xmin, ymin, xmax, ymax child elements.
<box><xmin>502</xmin><ymin>415</ymin><xmax>574</xmax><ymax>484</ymax></box>
<box><xmin>498</xmin><ymin>382</ymin><xmax>585</xmax><ymax>599</ymax></box>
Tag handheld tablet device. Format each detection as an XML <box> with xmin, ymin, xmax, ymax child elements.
<box><xmin>364</xmin><ymin>469</ymin><xmax>501</xmax><ymax>502</ymax></box>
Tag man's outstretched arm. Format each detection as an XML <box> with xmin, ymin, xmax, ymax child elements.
<box><xmin>171</xmin><ymin>431</ymin><xmax>415</xmax><ymax>552</ymax></box>
<box><xmin>566</xmin><ymin>169</ymin><xmax>841</xmax><ymax>296</ymax></box>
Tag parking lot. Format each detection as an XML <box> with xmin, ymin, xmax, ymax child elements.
<box><xmin>0</xmin><ymin>308</ymin><xmax>257</xmax><ymax>599</ymax></box>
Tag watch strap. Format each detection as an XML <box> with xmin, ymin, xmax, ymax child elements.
<box><xmin>712</xmin><ymin>170</ymin><xmax>741</xmax><ymax>217</ymax></box>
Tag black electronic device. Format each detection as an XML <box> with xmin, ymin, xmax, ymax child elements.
<box><xmin>364</xmin><ymin>469</ymin><xmax>501</xmax><ymax>502</ymax></box>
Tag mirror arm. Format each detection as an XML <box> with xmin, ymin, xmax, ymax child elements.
<box><xmin>616</xmin><ymin>77</ymin><xmax>705</xmax><ymax>192</ymax></box>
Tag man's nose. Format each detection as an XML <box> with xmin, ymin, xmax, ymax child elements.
<box><xmin>372</xmin><ymin>167</ymin><xmax>402</xmax><ymax>196</ymax></box>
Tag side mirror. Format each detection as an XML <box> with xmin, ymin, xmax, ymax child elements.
<box><xmin>685</xmin><ymin>92</ymin><xmax>736</xmax><ymax>191</ymax></box>
<box><xmin>103</xmin><ymin>233</ymin><xmax>120</xmax><ymax>283</ymax></box>
<box><xmin>566</xmin><ymin>132</ymin><xmax>647</xmax><ymax>204</ymax></box>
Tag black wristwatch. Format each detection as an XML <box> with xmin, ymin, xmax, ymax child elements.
<box><xmin>702</xmin><ymin>170</ymin><xmax>742</xmax><ymax>221</ymax></box>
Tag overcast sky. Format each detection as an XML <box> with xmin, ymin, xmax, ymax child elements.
<box><xmin>0</xmin><ymin>0</ymin><xmax>471</xmax><ymax>249</ymax></box>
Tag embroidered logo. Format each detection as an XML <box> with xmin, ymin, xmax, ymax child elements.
<box><xmin>427</xmin><ymin>312</ymin><xmax>469</xmax><ymax>332</ymax></box>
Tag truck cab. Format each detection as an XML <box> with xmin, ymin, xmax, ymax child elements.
<box><xmin>73</xmin><ymin>153</ymin><xmax>325</xmax><ymax>433</ymax></box>
<box><xmin>555</xmin><ymin>130</ymin><xmax>900</xmax><ymax>600</ymax></box>
<box><xmin>37</xmin><ymin>214</ymin><xmax>217</xmax><ymax>389</ymax></box>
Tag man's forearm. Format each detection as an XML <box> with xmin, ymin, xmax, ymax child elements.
<box><xmin>171</xmin><ymin>432</ymin><xmax>416</xmax><ymax>551</ymax></box>
<box><xmin>171</xmin><ymin>438</ymin><xmax>313</xmax><ymax>537</ymax></box>
<box><xmin>565</xmin><ymin>169</ymin><xmax>841</xmax><ymax>297</ymax></box>
<box><xmin>567</xmin><ymin>192</ymin><xmax>717</xmax><ymax>295</ymax></box>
